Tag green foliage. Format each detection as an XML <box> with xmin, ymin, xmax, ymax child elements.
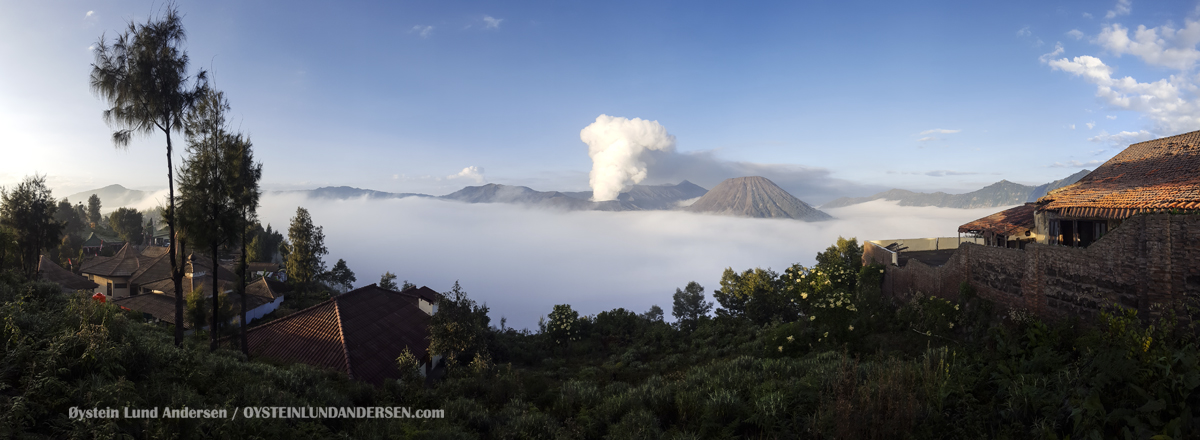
<box><xmin>245</xmin><ymin>222</ymin><xmax>284</xmax><ymax>263</ymax></box>
<box><xmin>547</xmin><ymin>304</ymin><xmax>581</xmax><ymax>346</ymax></box>
<box><xmin>185</xmin><ymin>287</ymin><xmax>208</xmax><ymax>330</ymax></box>
<box><xmin>671</xmin><ymin>281</ymin><xmax>711</xmax><ymax>331</ymax></box>
<box><xmin>898</xmin><ymin>292</ymin><xmax>962</xmax><ymax>337</ymax></box>
<box><xmin>713</xmin><ymin>267</ymin><xmax>793</xmax><ymax>325</ymax></box>
<box><xmin>395</xmin><ymin>347</ymin><xmax>423</xmax><ymax>386</ymax></box>
<box><xmin>0</xmin><ymin>175</ymin><xmax>62</xmax><ymax>280</ymax></box>
<box><xmin>641</xmin><ymin>304</ymin><xmax>664</xmax><ymax>323</ymax></box>
<box><xmin>429</xmin><ymin>281</ymin><xmax>490</xmax><ymax>368</ymax></box>
<box><xmin>86</xmin><ymin>194</ymin><xmax>102</xmax><ymax>228</ymax></box>
<box><xmin>284</xmin><ymin>207</ymin><xmax>328</xmax><ymax>285</ymax></box>
<box><xmin>54</xmin><ymin>198</ymin><xmax>83</xmax><ymax>236</ymax></box>
<box><xmin>54</xmin><ymin>233</ymin><xmax>84</xmax><ymax>269</ymax></box>
<box><xmin>379</xmin><ymin>271</ymin><xmax>398</xmax><ymax>291</ymax></box>
<box><xmin>323</xmin><ymin>258</ymin><xmax>355</xmax><ymax>292</ymax></box>
<box><xmin>107</xmin><ymin>207</ymin><xmax>143</xmax><ymax>244</ymax></box>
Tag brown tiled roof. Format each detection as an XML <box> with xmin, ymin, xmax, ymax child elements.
<box><xmin>1037</xmin><ymin>130</ymin><xmax>1200</xmax><ymax>218</ymax></box>
<box><xmin>129</xmin><ymin>253</ymin><xmax>173</xmax><ymax>285</ymax></box>
<box><xmin>140</xmin><ymin>246</ymin><xmax>170</xmax><ymax>258</ymax></box>
<box><xmin>958</xmin><ymin>203</ymin><xmax>1036</xmax><ymax>236</ymax></box>
<box><xmin>80</xmin><ymin>243</ymin><xmax>152</xmax><ymax>277</ymax></box>
<box><xmin>115</xmin><ymin>291</ymin><xmax>270</xmax><ymax>329</ymax></box>
<box><xmin>142</xmin><ymin>274</ymin><xmax>236</xmax><ymax>297</ymax></box>
<box><xmin>245</xmin><ymin>277</ymin><xmax>289</xmax><ymax>300</ymax></box>
<box><xmin>113</xmin><ymin>293</ymin><xmax>187</xmax><ymax>328</ymax></box>
<box><xmin>401</xmin><ymin>286</ymin><xmax>440</xmax><ymax>304</ymax></box>
<box><xmin>38</xmin><ymin>255</ymin><xmax>98</xmax><ymax>291</ymax></box>
<box><xmin>247</xmin><ymin>262</ymin><xmax>280</xmax><ymax>273</ymax></box>
<box><xmin>245</xmin><ymin>284</ymin><xmax>430</xmax><ymax>386</ymax></box>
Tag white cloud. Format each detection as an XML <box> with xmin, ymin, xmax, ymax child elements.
<box><xmin>448</xmin><ymin>166</ymin><xmax>486</xmax><ymax>184</ymax></box>
<box><xmin>410</xmin><ymin>25</ymin><xmax>434</xmax><ymax>38</ymax></box>
<box><xmin>1069</xmin><ymin>124</ymin><xmax>1076</xmax><ymax>129</ymax></box>
<box><xmin>85</xmin><ymin>10</ymin><xmax>94</xmax><ymax>18</ymax></box>
<box><xmin>1106</xmin><ymin>115</ymin><xmax>1117</xmax><ymax>119</ymax></box>
<box><xmin>1067</xmin><ymin>29</ymin><xmax>1085</xmax><ymax>40</ymax></box>
<box><xmin>1087</xmin><ymin>122</ymin><xmax>1096</xmax><ymax>129</ymax></box>
<box><xmin>1047</xmin><ymin>54</ymin><xmax>1200</xmax><ymax>133</ymax></box>
<box><xmin>87</xmin><ymin>45</ymin><xmax>95</xmax><ymax>51</ymax></box>
<box><xmin>1051</xmin><ymin>159</ymin><xmax>1104</xmax><ymax>168</ymax></box>
<box><xmin>252</xmin><ymin>194</ymin><xmax>1008</xmax><ymax>329</ymax></box>
<box><xmin>918</xmin><ymin>128</ymin><xmax>960</xmax><ymax>135</ymax></box>
<box><xmin>916</xmin><ymin>136</ymin><xmax>938</xmax><ymax>142</ymax></box>
<box><xmin>1083</xmin><ymin>12</ymin><xmax>1094</xmax><ymax>19</ymax></box>
<box><xmin>1095</xmin><ymin>21</ymin><xmax>1200</xmax><ymax>70</ymax></box>
<box><xmin>483</xmin><ymin>16</ymin><xmax>503</xmax><ymax>29</ymax></box>
<box><xmin>1087</xmin><ymin>129</ymin><xmax>1155</xmax><ymax>145</ymax></box>
<box><xmin>1105</xmin><ymin>0</ymin><xmax>1131</xmax><ymax>19</ymax></box>
<box><xmin>1017</xmin><ymin>26</ymin><xmax>1032</xmax><ymax>37</ymax></box>
<box><xmin>1039</xmin><ymin>42</ymin><xmax>1065</xmax><ymax>63</ymax></box>
<box><xmin>924</xmin><ymin>170</ymin><xmax>979</xmax><ymax>177</ymax></box>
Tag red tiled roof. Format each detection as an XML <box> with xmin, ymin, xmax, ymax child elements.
<box><xmin>958</xmin><ymin>203</ymin><xmax>1036</xmax><ymax>236</ymax></box>
<box><xmin>1037</xmin><ymin>130</ymin><xmax>1200</xmax><ymax>218</ymax></box>
<box><xmin>38</xmin><ymin>255</ymin><xmax>98</xmax><ymax>291</ymax></box>
<box><xmin>245</xmin><ymin>284</ymin><xmax>430</xmax><ymax>386</ymax></box>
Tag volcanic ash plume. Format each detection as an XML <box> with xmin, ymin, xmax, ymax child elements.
<box><xmin>580</xmin><ymin>115</ymin><xmax>676</xmax><ymax>201</ymax></box>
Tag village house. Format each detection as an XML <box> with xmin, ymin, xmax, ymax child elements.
<box><xmin>83</xmin><ymin>243</ymin><xmax>289</xmax><ymax>326</ymax></box>
<box><xmin>957</xmin><ymin>203</ymin><xmax>1037</xmax><ymax>249</ymax></box>
<box><xmin>37</xmin><ymin>255</ymin><xmax>98</xmax><ymax>293</ymax></box>
<box><xmin>241</xmin><ymin>284</ymin><xmax>439</xmax><ymax>386</ymax></box>
<box><xmin>867</xmin><ymin>129</ymin><xmax>1200</xmax><ymax>320</ymax></box>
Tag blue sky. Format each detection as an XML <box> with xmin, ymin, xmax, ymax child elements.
<box><xmin>2</xmin><ymin>0</ymin><xmax>1198</xmax><ymax>203</ymax></box>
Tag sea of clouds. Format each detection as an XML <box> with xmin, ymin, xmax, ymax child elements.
<box><xmin>256</xmin><ymin>193</ymin><xmax>1012</xmax><ymax>330</ymax></box>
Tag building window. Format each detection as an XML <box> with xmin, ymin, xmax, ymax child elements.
<box><xmin>114</xmin><ymin>283</ymin><xmax>128</xmax><ymax>289</ymax></box>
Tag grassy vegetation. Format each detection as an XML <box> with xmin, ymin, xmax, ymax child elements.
<box><xmin>2</xmin><ymin>238</ymin><xmax>1199</xmax><ymax>439</ymax></box>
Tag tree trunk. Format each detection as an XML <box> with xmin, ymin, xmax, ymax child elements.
<box><xmin>211</xmin><ymin>239</ymin><xmax>220</xmax><ymax>352</ymax></box>
<box><xmin>239</xmin><ymin>209</ymin><xmax>249</xmax><ymax>356</ymax></box>
<box><xmin>167</xmin><ymin>130</ymin><xmax>185</xmax><ymax>347</ymax></box>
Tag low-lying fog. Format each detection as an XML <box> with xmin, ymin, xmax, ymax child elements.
<box><xmin>256</xmin><ymin>194</ymin><xmax>1011</xmax><ymax>330</ymax></box>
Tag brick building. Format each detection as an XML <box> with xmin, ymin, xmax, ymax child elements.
<box><xmin>871</xmin><ymin>130</ymin><xmax>1200</xmax><ymax>320</ymax></box>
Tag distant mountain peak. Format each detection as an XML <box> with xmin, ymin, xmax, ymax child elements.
<box><xmin>685</xmin><ymin>176</ymin><xmax>831</xmax><ymax>221</ymax></box>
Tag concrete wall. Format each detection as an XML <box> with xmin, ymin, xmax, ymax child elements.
<box><xmin>87</xmin><ymin>274</ymin><xmax>131</xmax><ymax>298</ymax></box>
<box><xmin>867</xmin><ymin>237</ymin><xmax>984</xmax><ymax>252</ymax></box>
<box><xmin>876</xmin><ymin>213</ymin><xmax>1200</xmax><ymax>321</ymax></box>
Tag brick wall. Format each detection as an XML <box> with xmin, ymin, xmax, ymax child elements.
<box><xmin>877</xmin><ymin>212</ymin><xmax>1200</xmax><ymax>320</ymax></box>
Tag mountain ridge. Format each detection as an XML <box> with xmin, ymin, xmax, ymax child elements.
<box><xmin>820</xmin><ymin>170</ymin><xmax>1091</xmax><ymax>209</ymax></box>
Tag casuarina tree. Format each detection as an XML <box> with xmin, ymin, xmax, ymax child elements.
<box><xmin>177</xmin><ymin>89</ymin><xmax>239</xmax><ymax>352</ymax></box>
<box><xmin>91</xmin><ymin>6</ymin><xmax>208</xmax><ymax>345</ymax></box>
<box><xmin>228</xmin><ymin>131</ymin><xmax>262</xmax><ymax>355</ymax></box>
<box><xmin>284</xmin><ymin>207</ymin><xmax>328</xmax><ymax>286</ymax></box>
